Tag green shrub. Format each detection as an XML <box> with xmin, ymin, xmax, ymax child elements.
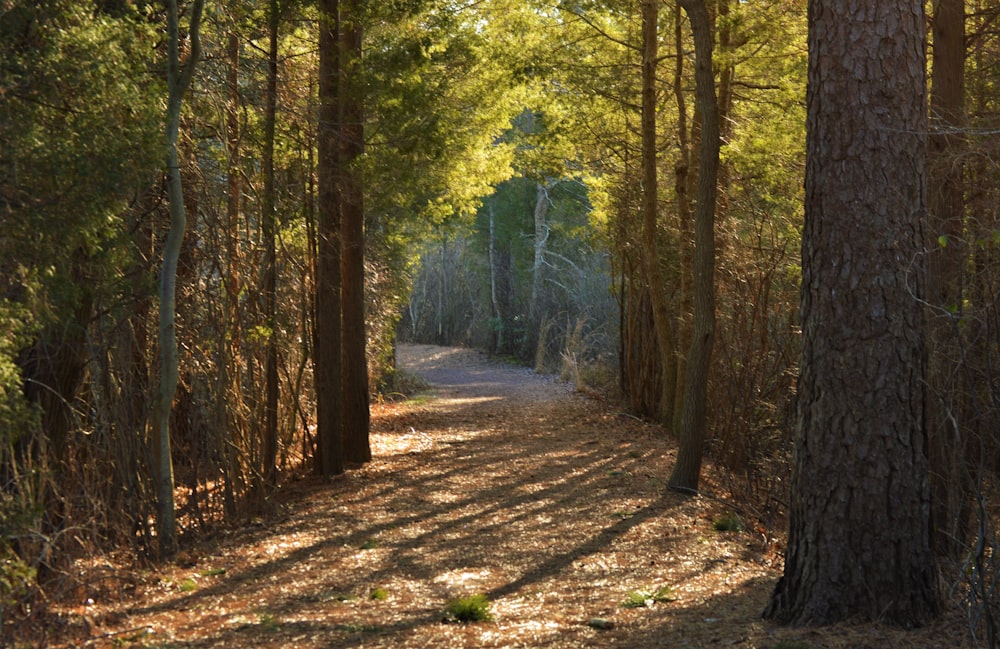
<box><xmin>713</xmin><ymin>511</ymin><xmax>744</xmax><ymax>532</ymax></box>
<box><xmin>445</xmin><ymin>594</ymin><xmax>493</xmax><ymax>622</ymax></box>
<box><xmin>621</xmin><ymin>585</ymin><xmax>676</xmax><ymax>608</ymax></box>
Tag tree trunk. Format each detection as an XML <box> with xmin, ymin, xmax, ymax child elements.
<box><xmin>668</xmin><ymin>0</ymin><xmax>719</xmax><ymax>492</ymax></box>
<box><xmin>221</xmin><ymin>16</ymin><xmax>243</xmax><ymax>516</ymax></box>
<box><xmin>340</xmin><ymin>0</ymin><xmax>370</xmax><ymax>466</ymax></box>
<box><xmin>261</xmin><ymin>0</ymin><xmax>280</xmax><ymax>486</ymax></box>
<box><xmin>314</xmin><ymin>0</ymin><xmax>344</xmax><ymax>477</ymax></box>
<box><xmin>671</xmin><ymin>2</ymin><xmax>693</xmax><ymax>435</ymax></box>
<box><xmin>639</xmin><ymin>0</ymin><xmax>677</xmax><ymax>427</ymax></box>
<box><xmin>764</xmin><ymin>0</ymin><xmax>940</xmax><ymax>627</ymax></box>
<box><xmin>488</xmin><ymin>199</ymin><xmax>505</xmax><ymax>353</ymax></box>
<box><xmin>926</xmin><ymin>0</ymin><xmax>968</xmax><ymax>558</ymax></box>
<box><xmin>530</xmin><ymin>180</ymin><xmax>551</xmax><ymax>322</ymax></box>
<box><xmin>154</xmin><ymin>0</ymin><xmax>204</xmax><ymax>557</ymax></box>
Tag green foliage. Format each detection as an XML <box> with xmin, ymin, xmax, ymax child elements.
<box><xmin>0</xmin><ymin>545</ymin><xmax>36</xmax><ymax>609</ymax></box>
<box><xmin>375</xmin><ymin>368</ymin><xmax>430</xmax><ymax>402</ymax></box>
<box><xmin>256</xmin><ymin>612</ymin><xmax>280</xmax><ymax>632</ymax></box>
<box><xmin>621</xmin><ymin>586</ymin><xmax>676</xmax><ymax>608</ymax></box>
<box><xmin>2</xmin><ymin>5</ymin><xmax>162</xmax><ymax>306</ymax></box>
<box><xmin>369</xmin><ymin>587</ymin><xmax>389</xmax><ymax>600</ymax></box>
<box><xmin>0</xmin><ymin>301</ymin><xmax>41</xmax><ymax>616</ymax></box>
<box><xmin>713</xmin><ymin>512</ymin><xmax>745</xmax><ymax>533</ymax></box>
<box><xmin>444</xmin><ymin>594</ymin><xmax>494</xmax><ymax>622</ymax></box>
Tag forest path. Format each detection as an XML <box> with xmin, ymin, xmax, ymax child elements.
<box><xmin>51</xmin><ymin>345</ymin><xmax>967</xmax><ymax>648</ymax></box>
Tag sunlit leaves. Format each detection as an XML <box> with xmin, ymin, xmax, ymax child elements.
<box><xmin>2</xmin><ymin>3</ymin><xmax>163</xmax><ymax>322</ymax></box>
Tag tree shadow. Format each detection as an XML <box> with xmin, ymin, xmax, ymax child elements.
<box><xmin>89</xmin><ymin>349</ymin><xmax>783</xmax><ymax>647</ymax></box>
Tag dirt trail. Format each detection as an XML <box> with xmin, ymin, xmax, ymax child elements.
<box><xmin>44</xmin><ymin>345</ymin><xmax>971</xmax><ymax>648</ymax></box>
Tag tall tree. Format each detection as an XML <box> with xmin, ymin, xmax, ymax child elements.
<box><xmin>314</xmin><ymin>0</ymin><xmax>345</xmax><ymax>476</ymax></box>
<box><xmin>668</xmin><ymin>0</ymin><xmax>719</xmax><ymax>491</ymax></box>
<box><xmin>764</xmin><ymin>0</ymin><xmax>940</xmax><ymax>626</ymax></box>
<box><xmin>261</xmin><ymin>0</ymin><xmax>281</xmax><ymax>486</ymax></box>
<box><xmin>639</xmin><ymin>0</ymin><xmax>678</xmax><ymax>427</ymax></box>
<box><xmin>154</xmin><ymin>0</ymin><xmax>205</xmax><ymax>557</ymax></box>
<box><xmin>340</xmin><ymin>0</ymin><xmax>370</xmax><ymax>465</ymax></box>
<box><xmin>926</xmin><ymin>0</ymin><xmax>968</xmax><ymax>557</ymax></box>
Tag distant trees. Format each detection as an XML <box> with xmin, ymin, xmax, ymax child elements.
<box><xmin>764</xmin><ymin>0</ymin><xmax>940</xmax><ymax>626</ymax></box>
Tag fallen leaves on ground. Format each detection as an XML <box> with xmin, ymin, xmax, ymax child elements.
<box><xmin>32</xmin><ymin>345</ymin><xmax>976</xmax><ymax>648</ymax></box>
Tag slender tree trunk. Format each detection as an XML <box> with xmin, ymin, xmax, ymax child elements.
<box><xmin>220</xmin><ymin>15</ymin><xmax>243</xmax><ymax>517</ymax></box>
<box><xmin>672</xmin><ymin>2</ymin><xmax>693</xmax><ymax>434</ymax></box>
<box><xmin>764</xmin><ymin>0</ymin><xmax>939</xmax><ymax>627</ymax></box>
<box><xmin>530</xmin><ymin>180</ymin><xmax>551</xmax><ymax>322</ymax></box>
<box><xmin>314</xmin><ymin>0</ymin><xmax>344</xmax><ymax>477</ymax></box>
<box><xmin>488</xmin><ymin>199</ymin><xmax>504</xmax><ymax>353</ymax></box>
<box><xmin>261</xmin><ymin>0</ymin><xmax>280</xmax><ymax>486</ymax></box>
<box><xmin>640</xmin><ymin>0</ymin><xmax>677</xmax><ymax>427</ymax></box>
<box><xmin>154</xmin><ymin>0</ymin><xmax>204</xmax><ymax>557</ymax></box>
<box><xmin>669</xmin><ymin>0</ymin><xmax>719</xmax><ymax>491</ymax></box>
<box><xmin>226</xmin><ymin>28</ymin><xmax>242</xmax><ymax>311</ymax></box>
<box><xmin>437</xmin><ymin>234</ymin><xmax>446</xmax><ymax>343</ymax></box>
<box><xmin>304</xmin><ymin>110</ymin><xmax>319</xmax><ymax>464</ymax></box>
<box><xmin>340</xmin><ymin>0</ymin><xmax>370</xmax><ymax>465</ymax></box>
<box><xmin>926</xmin><ymin>0</ymin><xmax>968</xmax><ymax>557</ymax></box>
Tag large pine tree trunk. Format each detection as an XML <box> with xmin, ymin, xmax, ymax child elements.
<box><xmin>764</xmin><ymin>0</ymin><xmax>940</xmax><ymax>627</ymax></box>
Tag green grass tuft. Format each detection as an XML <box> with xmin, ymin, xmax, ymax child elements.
<box><xmin>713</xmin><ymin>511</ymin><xmax>744</xmax><ymax>532</ymax></box>
<box><xmin>445</xmin><ymin>594</ymin><xmax>494</xmax><ymax>622</ymax></box>
<box><xmin>621</xmin><ymin>585</ymin><xmax>676</xmax><ymax>608</ymax></box>
<box><xmin>370</xmin><ymin>587</ymin><xmax>389</xmax><ymax>600</ymax></box>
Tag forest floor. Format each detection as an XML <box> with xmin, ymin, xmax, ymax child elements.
<box><xmin>31</xmin><ymin>344</ymin><xmax>977</xmax><ymax>648</ymax></box>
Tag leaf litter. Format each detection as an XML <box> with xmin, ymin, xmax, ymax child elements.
<box><xmin>37</xmin><ymin>344</ymin><xmax>975</xmax><ymax>648</ymax></box>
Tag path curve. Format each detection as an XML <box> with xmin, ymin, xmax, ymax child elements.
<box><xmin>396</xmin><ymin>344</ymin><xmax>571</xmax><ymax>402</ymax></box>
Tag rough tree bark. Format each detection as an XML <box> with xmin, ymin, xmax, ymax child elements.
<box><xmin>671</xmin><ymin>1</ymin><xmax>693</xmax><ymax>435</ymax></box>
<box><xmin>314</xmin><ymin>0</ymin><xmax>344</xmax><ymax>477</ymax></box>
<box><xmin>340</xmin><ymin>0</ymin><xmax>370</xmax><ymax>466</ymax></box>
<box><xmin>764</xmin><ymin>0</ymin><xmax>940</xmax><ymax>627</ymax></box>
<box><xmin>668</xmin><ymin>0</ymin><xmax>719</xmax><ymax>492</ymax></box>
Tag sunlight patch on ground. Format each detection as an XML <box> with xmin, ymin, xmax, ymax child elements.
<box><xmin>432</xmin><ymin>567</ymin><xmax>495</xmax><ymax>592</ymax></box>
<box><xmin>371</xmin><ymin>428</ymin><xmax>435</xmax><ymax>455</ymax></box>
<box><xmin>433</xmin><ymin>395</ymin><xmax>503</xmax><ymax>408</ymax></box>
